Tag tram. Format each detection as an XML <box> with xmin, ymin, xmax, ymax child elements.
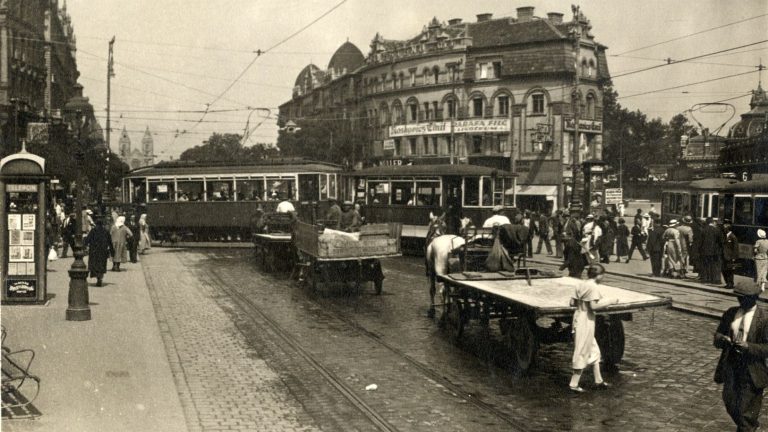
<box><xmin>719</xmin><ymin>178</ymin><xmax>768</xmax><ymax>276</ymax></box>
<box><xmin>660</xmin><ymin>178</ymin><xmax>737</xmax><ymax>223</ymax></box>
<box><xmin>350</xmin><ymin>164</ymin><xmax>517</xmax><ymax>249</ymax></box>
<box><xmin>121</xmin><ymin>159</ymin><xmax>342</xmax><ymax>241</ymax></box>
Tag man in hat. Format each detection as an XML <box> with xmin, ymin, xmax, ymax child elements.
<box><xmin>700</xmin><ymin>217</ymin><xmax>724</xmax><ymax>284</ymax></box>
<box><xmin>646</xmin><ymin>217</ymin><xmax>666</xmax><ymax>277</ymax></box>
<box><xmin>677</xmin><ymin>216</ymin><xmax>695</xmax><ymax>276</ymax></box>
<box><xmin>482</xmin><ymin>205</ymin><xmax>510</xmax><ymax>228</ymax></box>
<box><xmin>339</xmin><ymin>201</ymin><xmax>362</xmax><ymax>232</ymax></box>
<box><xmin>662</xmin><ymin>219</ymin><xmax>684</xmax><ymax>278</ymax></box>
<box><xmin>581</xmin><ymin>214</ymin><xmax>602</xmax><ymax>264</ymax></box>
<box><xmin>536</xmin><ymin>210</ymin><xmax>554</xmax><ymax>255</ymax></box>
<box><xmin>85</xmin><ymin>216</ymin><xmax>113</xmax><ymax>287</ymax></box>
<box><xmin>723</xmin><ymin>220</ymin><xmax>740</xmax><ymax>290</ymax></box>
<box><xmin>275</xmin><ymin>196</ymin><xmax>296</xmax><ymax>214</ymax></box>
<box><xmin>560</xmin><ymin>210</ymin><xmax>586</xmax><ymax>277</ymax></box>
<box><xmin>714</xmin><ymin>282</ymin><xmax>768</xmax><ymax>431</ymax></box>
<box><xmin>324</xmin><ymin>198</ymin><xmax>342</xmax><ymax>230</ymax></box>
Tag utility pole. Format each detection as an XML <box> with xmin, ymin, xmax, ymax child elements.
<box><xmin>105</xmin><ymin>37</ymin><xmax>115</xmax><ymax>205</ymax></box>
<box><xmin>569</xmin><ymin>6</ymin><xmax>582</xmax><ymax>213</ymax></box>
<box><xmin>449</xmin><ymin>59</ymin><xmax>463</xmax><ymax>165</ymax></box>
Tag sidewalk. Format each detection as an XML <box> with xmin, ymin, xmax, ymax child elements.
<box><xmin>1</xmin><ymin>255</ymin><xmax>187</xmax><ymax>432</ymax></box>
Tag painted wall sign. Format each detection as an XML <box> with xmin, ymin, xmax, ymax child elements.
<box><xmin>564</xmin><ymin>118</ymin><xmax>603</xmax><ymax>133</ymax></box>
<box><xmin>388</xmin><ymin>119</ymin><xmax>511</xmax><ymax>137</ymax></box>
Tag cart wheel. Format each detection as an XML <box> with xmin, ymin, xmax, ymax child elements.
<box><xmin>506</xmin><ymin>316</ymin><xmax>538</xmax><ymax>373</ymax></box>
<box><xmin>445</xmin><ymin>297</ymin><xmax>466</xmax><ymax>344</ymax></box>
<box><xmin>596</xmin><ymin>316</ymin><xmax>625</xmax><ymax>366</ymax></box>
<box><xmin>374</xmin><ymin>278</ymin><xmax>383</xmax><ymax>295</ymax></box>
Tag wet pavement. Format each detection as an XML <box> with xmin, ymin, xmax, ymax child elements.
<box><xmin>138</xmin><ymin>247</ymin><xmax>766</xmax><ymax>431</ymax></box>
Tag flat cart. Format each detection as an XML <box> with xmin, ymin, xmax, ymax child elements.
<box><xmin>252</xmin><ymin>233</ymin><xmax>293</xmax><ymax>273</ymax></box>
<box><xmin>437</xmin><ymin>270</ymin><xmax>671</xmax><ymax>372</ymax></box>
<box><xmin>293</xmin><ymin>221</ymin><xmax>402</xmax><ymax>294</ymax></box>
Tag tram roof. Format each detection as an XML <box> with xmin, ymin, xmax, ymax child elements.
<box><xmin>722</xmin><ymin>178</ymin><xmax>768</xmax><ymax>193</ymax></box>
<box><xmin>352</xmin><ymin>164</ymin><xmax>516</xmax><ymax>177</ymax></box>
<box><xmin>663</xmin><ymin>178</ymin><xmax>738</xmax><ymax>192</ymax></box>
<box><xmin>125</xmin><ymin>159</ymin><xmax>343</xmax><ymax>178</ymax></box>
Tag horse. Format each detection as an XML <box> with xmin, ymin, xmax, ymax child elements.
<box><xmin>425</xmin><ymin>213</ymin><xmax>473</xmax><ymax>319</ymax></box>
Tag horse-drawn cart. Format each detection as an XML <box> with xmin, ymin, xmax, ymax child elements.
<box><xmin>437</xmin><ymin>270</ymin><xmax>671</xmax><ymax>372</ymax></box>
<box><xmin>293</xmin><ymin>222</ymin><xmax>402</xmax><ymax>294</ymax></box>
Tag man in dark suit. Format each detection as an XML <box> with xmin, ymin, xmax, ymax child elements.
<box><xmin>700</xmin><ymin>217</ymin><xmax>724</xmax><ymax>284</ymax></box>
<box><xmin>559</xmin><ymin>210</ymin><xmax>585</xmax><ymax>277</ymax></box>
<box><xmin>646</xmin><ymin>218</ymin><xmax>665</xmax><ymax>277</ymax></box>
<box><xmin>714</xmin><ymin>283</ymin><xmax>768</xmax><ymax>431</ymax></box>
<box><xmin>722</xmin><ymin>220</ymin><xmax>740</xmax><ymax>289</ymax></box>
<box><xmin>498</xmin><ymin>214</ymin><xmax>529</xmax><ymax>257</ymax></box>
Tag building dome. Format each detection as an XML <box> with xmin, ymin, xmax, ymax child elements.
<box><xmin>293</xmin><ymin>64</ymin><xmax>323</xmax><ymax>97</ymax></box>
<box><xmin>327</xmin><ymin>41</ymin><xmax>364</xmax><ymax>77</ymax></box>
<box><xmin>729</xmin><ymin>83</ymin><xmax>768</xmax><ymax>139</ymax></box>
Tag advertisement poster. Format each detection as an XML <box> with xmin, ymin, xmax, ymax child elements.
<box><xmin>21</xmin><ymin>246</ymin><xmax>34</xmax><ymax>262</ymax></box>
<box><xmin>21</xmin><ymin>230</ymin><xmax>34</xmax><ymax>245</ymax></box>
<box><xmin>7</xmin><ymin>263</ymin><xmax>18</xmax><ymax>276</ymax></box>
<box><xmin>9</xmin><ymin>230</ymin><xmax>21</xmax><ymax>245</ymax></box>
<box><xmin>8</xmin><ymin>214</ymin><xmax>21</xmax><ymax>230</ymax></box>
<box><xmin>6</xmin><ymin>279</ymin><xmax>36</xmax><ymax>298</ymax></box>
<box><xmin>9</xmin><ymin>246</ymin><xmax>21</xmax><ymax>261</ymax></box>
<box><xmin>22</xmin><ymin>214</ymin><xmax>35</xmax><ymax>230</ymax></box>
<box><xmin>23</xmin><ymin>263</ymin><xmax>36</xmax><ymax>275</ymax></box>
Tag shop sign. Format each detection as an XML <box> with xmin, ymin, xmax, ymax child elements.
<box><xmin>383</xmin><ymin>139</ymin><xmax>395</xmax><ymax>151</ymax></box>
<box><xmin>378</xmin><ymin>159</ymin><xmax>409</xmax><ymax>166</ymax></box>
<box><xmin>564</xmin><ymin>118</ymin><xmax>602</xmax><ymax>133</ymax></box>
<box><xmin>6</xmin><ymin>279</ymin><xmax>36</xmax><ymax>298</ymax></box>
<box><xmin>7</xmin><ymin>184</ymin><xmax>37</xmax><ymax>193</ymax></box>
<box><xmin>388</xmin><ymin>119</ymin><xmax>510</xmax><ymax>137</ymax></box>
<box><xmin>605</xmin><ymin>188</ymin><xmax>623</xmax><ymax>204</ymax></box>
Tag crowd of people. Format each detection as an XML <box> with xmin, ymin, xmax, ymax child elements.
<box><xmin>47</xmin><ymin>199</ymin><xmax>152</xmax><ymax>287</ymax></box>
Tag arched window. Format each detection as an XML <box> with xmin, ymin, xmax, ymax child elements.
<box><xmin>529</xmin><ymin>91</ymin><xmax>547</xmax><ymax>115</ymax></box>
<box><xmin>432</xmin><ymin>66</ymin><xmax>440</xmax><ymax>84</ymax></box>
<box><xmin>588</xmin><ymin>59</ymin><xmax>596</xmax><ymax>78</ymax></box>
<box><xmin>392</xmin><ymin>73</ymin><xmax>399</xmax><ymax>90</ymax></box>
<box><xmin>392</xmin><ymin>102</ymin><xmax>404</xmax><ymax>124</ymax></box>
<box><xmin>406</xmin><ymin>98</ymin><xmax>419</xmax><ymax>123</ymax></box>
<box><xmin>379</xmin><ymin>105</ymin><xmax>389</xmax><ymax>125</ymax></box>
<box><xmin>398</xmin><ymin>72</ymin><xmax>405</xmax><ymax>89</ymax></box>
<box><xmin>422</xmin><ymin>68</ymin><xmax>430</xmax><ymax>85</ymax></box>
<box><xmin>586</xmin><ymin>93</ymin><xmax>596</xmax><ymax>119</ymax></box>
<box><xmin>444</xmin><ymin>96</ymin><xmax>457</xmax><ymax>119</ymax></box>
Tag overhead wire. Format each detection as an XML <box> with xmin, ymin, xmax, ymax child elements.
<box><xmin>618</xmin><ymin>70</ymin><xmax>759</xmax><ymax>100</ymax></box>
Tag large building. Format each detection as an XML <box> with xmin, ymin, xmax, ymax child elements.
<box><xmin>279</xmin><ymin>6</ymin><xmax>610</xmax><ymax>209</ymax></box>
<box><xmin>0</xmin><ymin>0</ymin><xmax>82</xmax><ymax>154</ymax></box>
<box><xmin>118</xmin><ymin>126</ymin><xmax>155</xmax><ymax>170</ymax></box>
<box><xmin>720</xmin><ymin>83</ymin><xmax>768</xmax><ymax>180</ymax></box>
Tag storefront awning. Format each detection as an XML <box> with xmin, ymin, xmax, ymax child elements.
<box><xmin>516</xmin><ymin>185</ymin><xmax>558</xmax><ymax>197</ymax></box>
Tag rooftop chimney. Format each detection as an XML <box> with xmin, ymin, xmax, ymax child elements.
<box><xmin>547</xmin><ymin>12</ymin><xmax>563</xmax><ymax>24</ymax></box>
<box><xmin>476</xmin><ymin>13</ymin><xmax>493</xmax><ymax>23</ymax></box>
<box><xmin>517</xmin><ymin>6</ymin><xmax>535</xmax><ymax>22</ymax></box>
<box><xmin>448</xmin><ymin>18</ymin><xmax>463</xmax><ymax>25</ymax></box>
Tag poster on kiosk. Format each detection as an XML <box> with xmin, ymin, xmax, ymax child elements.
<box><xmin>0</xmin><ymin>147</ymin><xmax>48</xmax><ymax>304</ymax></box>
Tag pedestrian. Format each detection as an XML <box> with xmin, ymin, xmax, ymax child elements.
<box><xmin>700</xmin><ymin>217</ymin><xmax>724</xmax><ymax>285</ymax></box>
<box><xmin>81</xmin><ymin>207</ymin><xmax>93</xmax><ymax>236</ymax></box>
<box><xmin>522</xmin><ymin>210</ymin><xmax>534</xmax><ymax>258</ymax></box>
<box><xmin>554</xmin><ymin>210</ymin><xmax>565</xmax><ymax>258</ymax></box>
<box><xmin>324</xmin><ymin>198</ymin><xmax>342</xmax><ymax>230</ymax></box>
<box><xmin>663</xmin><ymin>220</ymin><xmax>684</xmax><ymax>278</ymax></box>
<box><xmin>109</xmin><ymin>215</ymin><xmax>133</xmax><ymax>272</ymax></box>
<box><xmin>339</xmin><ymin>201</ymin><xmax>362</xmax><ymax>232</ymax></box>
<box><xmin>691</xmin><ymin>217</ymin><xmax>706</xmax><ymax>274</ymax></box>
<box><xmin>85</xmin><ymin>216</ymin><xmax>113</xmax><ymax>287</ymax></box>
<box><xmin>754</xmin><ymin>229</ymin><xmax>768</xmax><ymax>292</ymax></box>
<box><xmin>138</xmin><ymin>213</ymin><xmax>152</xmax><ymax>254</ymax></box>
<box><xmin>275</xmin><ymin>197</ymin><xmax>296</xmax><ymax>214</ymax></box>
<box><xmin>647</xmin><ymin>218</ymin><xmax>665</xmax><ymax>277</ymax></box>
<box><xmin>713</xmin><ymin>282</ymin><xmax>768</xmax><ymax>431</ymax></box>
<box><xmin>61</xmin><ymin>212</ymin><xmax>76</xmax><ymax>258</ymax></box>
<box><xmin>581</xmin><ymin>214</ymin><xmax>601</xmax><ymax>264</ymax></box>
<box><xmin>560</xmin><ymin>211</ymin><xmax>586</xmax><ymax>278</ymax></box>
<box><xmin>598</xmin><ymin>216</ymin><xmax>615</xmax><ymax>264</ymax></box>
<box><xmin>723</xmin><ymin>220</ymin><xmax>740</xmax><ymax>289</ymax></box>
<box><xmin>677</xmin><ymin>215</ymin><xmax>695</xmax><ymax>277</ymax></box>
<box><xmin>127</xmin><ymin>214</ymin><xmax>140</xmax><ymax>263</ymax></box>
<box><xmin>633</xmin><ymin>208</ymin><xmax>644</xmax><ymax>229</ymax></box>
<box><xmin>615</xmin><ymin>218</ymin><xmax>630</xmax><ymax>263</ymax></box>
<box><xmin>568</xmin><ymin>264</ymin><xmax>618</xmax><ymax>393</ymax></box>
<box><xmin>626</xmin><ymin>219</ymin><xmax>648</xmax><ymax>262</ymax></box>
<box><xmin>535</xmin><ymin>211</ymin><xmax>553</xmax><ymax>255</ymax></box>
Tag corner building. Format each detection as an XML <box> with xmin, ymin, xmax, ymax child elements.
<box><xmin>279</xmin><ymin>6</ymin><xmax>610</xmax><ymax>210</ymax></box>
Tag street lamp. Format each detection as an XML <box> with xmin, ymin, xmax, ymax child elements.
<box><xmin>63</xmin><ymin>84</ymin><xmax>94</xmax><ymax>321</ymax></box>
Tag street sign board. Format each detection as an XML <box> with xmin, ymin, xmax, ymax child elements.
<box><xmin>605</xmin><ymin>188</ymin><xmax>623</xmax><ymax>204</ymax></box>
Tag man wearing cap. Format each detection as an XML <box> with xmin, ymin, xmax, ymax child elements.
<box><xmin>581</xmin><ymin>214</ymin><xmax>602</xmax><ymax>263</ymax></box>
<box><xmin>339</xmin><ymin>201</ymin><xmax>362</xmax><ymax>232</ymax></box>
<box><xmin>324</xmin><ymin>198</ymin><xmax>342</xmax><ymax>230</ymax></box>
<box><xmin>714</xmin><ymin>283</ymin><xmax>768</xmax><ymax>431</ymax></box>
<box><xmin>677</xmin><ymin>216</ymin><xmax>695</xmax><ymax>276</ymax></box>
<box><xmin>482</xmin><ymin>205</ymin><xmax>511</xmax><ymax>228</ymax></box>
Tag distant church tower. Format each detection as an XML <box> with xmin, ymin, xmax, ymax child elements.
<box><xmin>119</xmin><ymin>126</ymin><xmax>131</xmax><ymax>158</ymax></box>
<box><xmin>141</xmin><ymin>126</ymin><xmax>155</xmax><ymax>166</ymax></box>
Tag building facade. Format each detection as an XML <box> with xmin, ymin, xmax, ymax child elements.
<box><xmin>118</xmin><ymin>126</ymin><xmax>155</xmax><ymax>170</ymax></box>
<box><xmin>279</xmin><ymin>6</ymin><xmax>610</xmax><ymax>209</ymax></box>
<box><xmin>0</xmin><ymin>0</ymin><xmax>81</xmax><ymax>155</ymax></box>
<box><xmin>720</xmin><ymin>84</ymin><xmax>768</xmax><ymax>180</ymax></box>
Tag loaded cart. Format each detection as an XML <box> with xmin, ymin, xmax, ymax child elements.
<box><xmin>437</xmin><ymin>269</ymin><xmax>671</xmax><ymax>372</ymax></box>
<box><xmin>293</xmin><ymin>221</ymin><xmax>402</xmax><ymax>294</ymax></box>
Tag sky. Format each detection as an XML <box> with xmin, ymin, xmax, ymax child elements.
<box><xmin>65</xmin><ymin>0</ymin><xmax>768</xmax><ymax>161</ymax></box>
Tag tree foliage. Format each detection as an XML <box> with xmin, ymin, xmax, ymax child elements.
<box><xmin>277</xmin><ymin>117</ymin><xmax>367</xmax><ymax>166</ymax></box>
<box><xmin>179</xmin><ymin>133</ymin><xmax>278</xmax><ymax>162</ymax></box>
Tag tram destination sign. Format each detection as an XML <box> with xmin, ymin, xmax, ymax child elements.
<box><xmin>388</xmin><ymin>119</ymin><xmax>511</xmax><ymax>137</ymax></box>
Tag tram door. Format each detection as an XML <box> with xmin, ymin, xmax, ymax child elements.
<box><xmin>444</xmin><ymin>176</ymin><xmax>462</xmax><ymax>235</ymax></box>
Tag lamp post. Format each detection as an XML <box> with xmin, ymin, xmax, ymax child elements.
<box><xmin>448</xmin><ymin>59</ymin><xmax>463</xmax><ymax>165</ymax></box>
<box><xmin>63</xmin><ymin>85</ymin><xmax>94</xmax><ymax>321</ymax></box>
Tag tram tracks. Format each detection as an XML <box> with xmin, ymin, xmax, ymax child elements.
<box><xmin>191</xmin><ymin>251</ymin><xmax>527</xmax><ymax>432</ymax></box>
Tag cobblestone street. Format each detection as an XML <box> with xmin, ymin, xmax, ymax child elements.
<box><xmin>140</xmin><ymin>248</ymin><xmax>765</xmax><ymax>431</ymax></box>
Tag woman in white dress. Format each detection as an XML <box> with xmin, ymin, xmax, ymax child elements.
<box><xmin>138</xmin><ymin>214</ymin><xmax>151</xmax><ymax>254</ymax></box>
<box><xmin>569</xmin><ymin>264</ymin><xmax>618</xmax><ymax>393</ymax></box>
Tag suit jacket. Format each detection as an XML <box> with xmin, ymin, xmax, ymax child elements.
<box><xmin>723</xmin><ymin>232</ymin><xmax>739</xmax><ymax>261</ymax></box>
<box><xmin>700</xmin><ymin>225</ymin><xmax>724</xmax><ymax>257</ymax></box>
<box><xmin>498</xmin><ymin>224</ymin><xmax>529</xmax><ymax>255</ymax></box>
<box><xmin>647</xmin><ymin>227</ymin><xmax>666</xmax><ymax>253</ymax></box>
<box><xmin>714</xmin><ymin>306</ymin><xmax>768</xmax><ymax>389</ymax></box>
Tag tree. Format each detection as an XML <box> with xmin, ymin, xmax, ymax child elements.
<box><xmin>277</xmin><ymin>116</ymin><xmax>367</xmax><ymax>166</ymax></box>
<box><xmin>179</xmin><ymin>133</ymin><xmax>278</xmax><ymax>163</ymax></box>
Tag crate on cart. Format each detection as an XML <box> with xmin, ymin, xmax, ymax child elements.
<box><xmin>294</xmin><ymin>222</ymin><xmax>401</xmax><ymax>259</ymax></box>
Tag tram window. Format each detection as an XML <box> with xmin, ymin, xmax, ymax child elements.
<box><xmin>177</xmin><ymin>180</ymin><xmax>204</xmax><ymax>201</ymax></box>
<box><xmin>298</xmin><ymin>174</ymin><xmax>319</xmax><ymax>202</ymax></box>
<box><xmin>329</xmin><ymin>174</ymin><xmax>337</xmax><ymax>199</ymax></box>
<box><xmin>132</xmin><ymin>181</ymin><xmax>147</xmax><ymax>203</ymax></box>
<box><xmin>702</xmin><ymin>195</ymin><xmax>710</xmax><ymax>219</ymax></box>
<box><xmin>723</xmin><ymin>195</ymin><xmax>734</xmax><ymax>222</ymax></box>
<box><xmin>266</xmin><ymin>178</ymin><xmax>295</xmax><ymax>201</ymax></box>
<box><xmin>464</xmin><ymin>177</ymin><xmax>480</xmax><ymax>206</ymax></box>
<box><xmin>711</xmin><ymin>195</ymin><xmax>719</xmax><ymax>219</ymax></box>
<box><xmin>504</xmin><ymin>181</ymin><xmax>515</xmax><ymax>207</ymax></box>
<box><xmin>319</xmin><ymin>175</ymin><xmax>328</xmax><ymax>200</ymax></box>
<box><xmin>493</xmin><ymin>178</ymin><xmax>504</xmax><ymax>205</ymax></box>
<box><xmin>755</xmin><ymin>198</ymin><xmax>768</xmax><ymax>226</ymax></box>
<box><xmin>148</xmin><ymin>182</ymin><xmax>175</xmax><ymax>202</ymax></box>
<box><xmin>481</xmin><ymin>177</ymin><xmax>493</xmax><ymax>206</ymax></box>
<box><xmin>235</xmin><ymin>179</ymin><xmax>264</xmax><ymax>201</ymax></box>
<box><xmin>391</xmin><ymin>181</ymin><xmax>414</xmax><ymax>205</ymax></box>
<box><xmin>734</xmin><ymin>197</ymin><xmax>754</xmax><ymax>225</ymax></box>
<box><xmin>206</xmin><ymin>180</ymin><xmax>234</xmax><ymax>201</ymax></box>
<box><xmin>368</xmin><ymin>181</ymin><xmax>389</xmax><ymax>204</ymax></box>
<box><xmin>415</xmin><ymin>181</ymin><xmax>441</xmax><ymax>206</ymax></box>
<box><xmin>682</xmin><ymin>194</ymin><xmax>691</xmax><ymax>215</ymax></box>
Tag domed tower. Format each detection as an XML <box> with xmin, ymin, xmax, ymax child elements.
<box><xmin>327</xmin><ymin>41</ymin><xmax>365</xmax><ymax>79</ymax></box>
<box><xmin>118</xmin><ymin>126</ymin><xmax>131</xmax><ymax>158</ymax></box>
<box><xmin>293</xmin><ymin>64</ymin><xmax>322</xmax><ymax>98</ymax></box>
<box><xmin>729</xmin><ymin>83</ymin><xmax>768</xmax><ymax>139</ymax></box>
<box><xmin>141</xmin><ymin>126</ymin><xmax>154</xmax><ymax>162</ymax></box>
